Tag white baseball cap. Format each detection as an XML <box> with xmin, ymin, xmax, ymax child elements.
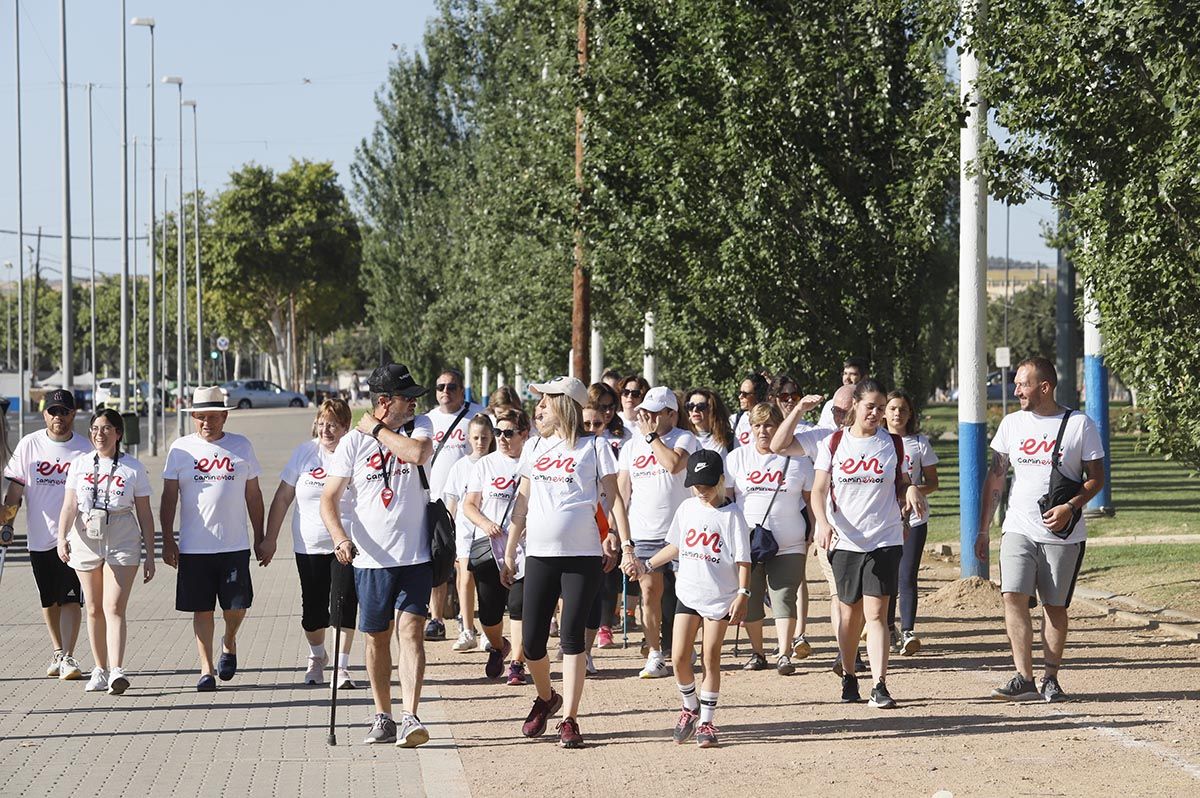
<box><xmin>529</xmin><ymin>376</ymin><xmax>588</xmax><ymax>406</ymax></box>
<box><xmin>635</xmin><ymin>386</ymin><xmax>678</xmax><ymax>413</ymax></box>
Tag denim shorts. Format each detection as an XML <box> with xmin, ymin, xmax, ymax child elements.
<box><xmin>353</xmin><ymin>562</ymin><xmax>434</xmax><ymax>633</ymax></box>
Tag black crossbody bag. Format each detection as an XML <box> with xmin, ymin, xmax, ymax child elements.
<box><xmin>749</xmin><ymin>456</ymin><xmax>790</xmax><ymax>564</ymax></box>
<box><xmin>1037</xmin><ymin>408</ymin><xmax>1084</xmax><ymax>540</ymax></box>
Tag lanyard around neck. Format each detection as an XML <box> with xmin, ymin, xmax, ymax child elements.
<box><xmin>91</xmin><ymin>452</ymin><xmax>121</xmax><ymax>520</ymax></box>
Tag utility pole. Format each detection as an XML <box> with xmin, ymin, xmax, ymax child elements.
<box><xmin>59</xmin><ymin>0</ymin><xmax>75</xmax><ymax>390</ymax></box>
<box><xmin>88</xmin><ymin>83</ymin><xmax>97</xmax><ymax>387</ymax></box>
<box><xmin>570</xmin><ymin>0</ymin><xmax>590</xmax><ymax>381</ymax></box>
<box><xmin>14</xmin><ymin>0</ymin><xmax>26</xmax><ymax>435</ymax></box>
<box><xmin>1055</xmin><ymin>205</ymin><xmax>1078</xmax><ymax>406</ymax></box>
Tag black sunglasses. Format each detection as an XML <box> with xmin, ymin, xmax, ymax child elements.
<box><xmin>493</xmin><ymin>428</ymin><xmax>518</xmax><ymax>439</ymax></box>
<box><xmin>685</xmin><ymin>402</ymin><xmax>710</xmax><ymax>413</ymax></box>
<box><xmin>737</xmin><ymin>390</ymin><xmax>757</xmax><ymax>398</ymax></box>
<box><xmin>622</xmin><ymin>389</ymin><xmax>643</xmax><ymax>398</ymax></box>
<box><xmin>436</xmin><ymin>383</ymin><xmax>460</xmax><ymax>392</ymax></box>
<box><xmin>597</xmin><ymin>403</ymin><xmax>615</xmax><ymax>412</ymax></box>
<box><xmin>583</xmin><ymin>420</ymin><xmax>606</xmax><ymax>429</ymax></box>
<box><xmin>47</xmin><ymin>406</ymin><xmax>72</xmax><ymax>417</ymax></box>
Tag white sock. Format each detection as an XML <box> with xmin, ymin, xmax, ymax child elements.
<box><xmin>699</xmin><ymin>691</ymin><xmax>718</xmax><ymax>724</ymax></box>
<box><xmin>337</xmin><ymin>652</ymin><xmax>350</xmax><ymax>669</ymax></box>
<box><xmin>309</xmin><ymin>644</ymin><xmax>326</xmax><ymax>660</ymax></box>
<box><xmin>677</xmin><ymin>681</ymin><xmax>699</xmax><ymax>711</ymax></box>
<box><xmin>649</xmin><ymin>648</ymin><xmax>661</xmax><ymax>659</ymax></box>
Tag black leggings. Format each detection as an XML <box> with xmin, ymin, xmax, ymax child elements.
<box><xmin>295</xmin><ymin>552</ymin><xmax>358</xmax><ymax>632</ymax></box>
<box><xmin>599</xmin><ymin>566</ymin><xmax>623</xmax><ymax>627</ymax></box>
<box><xmin>887</xmin><ymin>522</ymin><xmax>928</xmax><ymax>631</ymax></box>
<box><xmin>472</xmin><ymin>558</ymin><xmax>510</xmax><ymax>628</ymax></box>
<box><xmin>523</xmin><ymin>555</ymin><xmax>602</xmax><ymax>660</ymax></box>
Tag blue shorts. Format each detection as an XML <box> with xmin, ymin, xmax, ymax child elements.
<box><xmin>354</xmin><ymin>563</ymin><xmax>434</xmax><ymax>633</ymax></box>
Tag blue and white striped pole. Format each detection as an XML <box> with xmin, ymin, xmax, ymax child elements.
<box><xmin>1083</xmin><ymin>288</ymin><xmax>1113</xmax><ymax>515</ymax></box>
<box><xmin>959</xmin><ymin>0</ymin><xmax>989</xmax><ymax>578</ymax></box>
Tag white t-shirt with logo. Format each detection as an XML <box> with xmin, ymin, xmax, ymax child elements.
<box><xmin>899</xmin><ymin>433</ymin><xmax>939</xmax><ymax>527</ymax></box>
<box><xmin>992</xmin><ymin>409</ymin><xmax>1103</xmax><ymax>545</ymax></box>
<box><xmin>4</xmin><ymin>431</ymin><xmax>91</xmax><ymax>551</ymax></box>
<box><xmin>66</xmin><ymin>451</ymin><xmax>152</xmax><ymax>514</ymax></box>
<box><xmin>423</xmin><ymin>403</ymin><xmax>480</xmax><ymax>499</ymax></box>
<box><xmin>163</xmin><ymin>433</ymin><xmax>262</xmax><ymax>554</ymax></box>
<box><xmin>814</xmin><ymin>428</ymin><xmax>904</xmax><ymax>553</ymax></box>
<box><xmin>818</xmin><ymin>398</ymin><xmax>837</xmax><ymax>429</ymax></box>
<box><xmin>694</xmin><ymin>430</ymin><xmax>730</xmax><ymax>457</ymax></box>
<box><xmin>599</xmin><ymin>428</ymin><xmax>633</xmax><ymax>459</ymax></box>
<box><xmin>518</xmin><ymin>435</ymin><xmax>619</xmax><ymax>558</ymax></box>
<box><xmin>466</xmin><ymin>450</ymin><xmax>525</xmax><ymax>575</ymax></box>
<box><xmin>725</xmin><ymin>447</ymin><xmax>814</xmax><ymax>555</ymax></box>
<box><xmin>280</xmin><ymin>439</ymin><xmax>355</xmax><ymax>555</ymax></box>
<box><xmin>731</xmin><ymin>412</ymin><xmax>753</xmax><ymax>449</ymax></box>
<box><xmin>327</xmin><ymin>419</ymin><xmax>434</xmax><ymax>569</ymax></box>
<box><xmin>793</xmin><ymin>425</ymin><xmax>834</xmax><ymax>459</ymax></box>
<box><xmin>619</xmin><ymin>428</ymin><xmax>701</xmax><ymax>542</ymax></box>
<box><xmin>443</xmin><ymin>453</ymin><xmax>484</xmax><ymax>551</ymax></box>
<box><xmin>667</xmin><ymin>497</ymin><xmax>751</xmax><ymax>620</ymax></box>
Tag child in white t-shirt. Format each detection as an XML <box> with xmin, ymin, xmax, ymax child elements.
<box><xmin>638</xmin><ymin>449</ymin><xmax>750</xmax><ymax>749</ymax></box>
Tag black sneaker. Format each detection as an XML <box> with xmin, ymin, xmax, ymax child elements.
<box><xmin>990</xmin><ymin>674</ymin><xmax>1041</xmax><ymax>701</ymax></box>
<box><xmin>841</xmin><ymin>674</ymin><xmax>861</xmax><ymax>703</ymax></box>
<box><xmin>869</xmin><ymin>681</ymin><xmax>897</xmax><ymax>709</ymax></box>
<box><xmin>855</xmin><ymin>652</ymin><xmax>867</xmax><ymax>673</ymax></box>
<box><xmin>1040</xmin><ymin>675</ymin><xmax>1068</xmax><ymax>703</ymax></box>
<box><xmin>743</xmin><ymin>652</ymin><xmax>768</xmax><ymax>671</ymax></box>
<box><xmin>424</xmin><ymin>618</ymin><xmax>446</xmax><ymax>641</ymax></box>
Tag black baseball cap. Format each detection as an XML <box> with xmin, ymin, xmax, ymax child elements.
<box><xmin>367</xmin><ymin>363</ymin><xmax>427</xmax><ymax>399</ymax></box>
<box><xmin>684</xmin><ymin>449</ymin><xmax>724</xmax><ymax>488</ymax></box>
<box><xmin>45</xmin><ymin>389</ymin><xmax>76</xmax><ymax>412</ymax></box>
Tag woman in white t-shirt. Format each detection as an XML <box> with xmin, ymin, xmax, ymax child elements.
<box><xmin>812</xmin><ymin>380</ymin><xmax>926</xmax><ymax>710</ymax></box>
<box><xmin>464</xmin><ymin>407</ymin><xmax>531</xmax><ymax>684</ymax></box>
<box><xmin>725</xmin><ymin>402</ymin><xmax>815</xmax><ymax>676</ymax></box>
<box><xmin>443</xmin><ymin>415</ymin><xmax>496</xmax><ymax>653</ymax></box>
<box><xmin>502</xmin><ymin>377</ymin><xmax>629</xmax><ymax>750</ymax></box>
<box><xmin>682</xmin><ymin>388</ymin><xmax>733</xmax><ymax>456</ymax></box>
<box><xmin>638</xmin><ymin>449</ymin><xmax>750</xmax><ymax>749</ymax></box>
<box><xmin>883</xmin><ymin>389</ymin><xmax>939</xmax><ymax>657</ymax></box>
<box><xmin>55</xmin><ymin>409</ymin><xmax>156</xmax><ymax>695</ymax></box>
<box><xmin>730</xmin><ymin>372</ymin><xmax>769</xmax><ymax>449</ymax></box>
<box><xmin>263</xmin><ymin>399</ymin><xmax>359</xmax><ymax>689</ymax></box>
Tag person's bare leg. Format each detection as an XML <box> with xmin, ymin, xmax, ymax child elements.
<box><xmin>1041</xmin><ymin>605</ymin><xmax>1069</xmax><ymax>678</ymax></box>
<box><xmin>102</xmin><ymin>564</ymin><xmax>138</xmax><ymax>668</ymax></box>
<box><xmin>193</xmin><ymin>611</ymin><xmax>216</xmax><ymax>674</ymax></box>
<box><xmin>798</xmin><ymin>579</ymin><xmax>810</xmax><ymax>636</ymax></box>
<box><xmin>429</xmin><ymin>583</ymin><xmax>447</xmax><ymax>625</ymax></box>
<box><xmin>42</xmin><ymin>605</ymin><xmax>65</xmax><ymax>652</ymax></box>
<box><xmin>365</xmin><ymin>627</ymin><xmax>394</xmax><ymax>715</ymax></box>
<box><xmin>837</xmin><ymin>600</ymin><xmax>864</xmax><ymax>675</ymax></box>
<box><xmin>304</xmin><ymin>628</ymin><xmax>326</xmax><ymax>647</ymax></box>
<box><xmin>78</xmin><ymin>568</ymin><xmax>107</xmax><ymax>669</ymax></box>
<box><xmin>1002</xmin><ymin>592</ymin><xmax>1035</xmax><ymax>679</ymax></box>
<box><xmin>744</xmin><ymin>619</ymin><xmax>766</xmax><ymax>655</ymax></box>
<box><xmin>863</xmin><ymin>595</ymin><xmax>889</xmax><ymax>685</ymax></box>
<box><xmin>773</xmin><ymin>616</ymin><xmax>797</xmax><ymax>656</ymax></box>
<box><xmin>396</xmin><ymin>611</ymin><xmax>426</xmax><ymax>715</ymax></box>
<box><xmin>561</xmin><ymin>653</ymin><xmax>587</xmax><ymax>718</ymax></box>
<box><xmin>60</xmin><ymin>603</ymin><xmax>82</xmax><ymax>654</ymax></box>
<box><xmin>527</xmin><ymin>655</ymin><xmax>553</xmax><ymax>701</ymax></box>
<box><xmin>338</xmin><ymin>629</ymin><xmax>355</xmax><ymax>655</ymax></box>
<box><xmin>455</xmin><ymin>559</ymin><xmax>475</xmax><ymax>635</ymax></box>
<box><xmin>671</xmin><ymin>614</ymin><xmax>701</xmax><ymax>686</ymax></box>
<box><xmin>637</xmin><ymin>572</ymin><xmax>664</xmax><ymax>651</ymax></box>
<box><xmin>700</xmin><ymin>618</ymin><xmax>728</xmax><ymax>694</ymax></box>
<box><xmin>511</xmin><ymin>620</ymin><xmax>525</xmax><ymax>663</ymax></box>
<box><xmin>220</xmin><ymin>608</ymin><xmax>247</xmax><ymax>655</ymax></box>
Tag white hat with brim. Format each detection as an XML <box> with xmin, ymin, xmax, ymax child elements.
<box><xmin>529</xmin><ymin>376</ymin><xmax>588</xmax><ymax>407</ymax></box>
<box><xmin>188</xmin><ymin>386</ymin><xmax>235</xmax><ymax>413</ymax></box>
<box><xmin>635</xmin><ymin>386</ymin><xmax>678</xmax><ymax>413</ymax></box>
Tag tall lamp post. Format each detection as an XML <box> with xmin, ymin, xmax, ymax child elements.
<box><xmin>14</xmin><ymin>0</ymin><xmax>26</xmax><ymax>435</ymax></box>
<box><xmin>59</xmin><ymin>0</ymin><xmax>75</xmax><ymax>391</ymax></box>
<box><xmin>182</xmin><ymin>99</ymin><xmax>202</xmax><ymax>386</ymax></box>
<box><xmin>87</xmin><ymin>82</ymin><xmax>97</xmax><ymax>389</ymax></box>
<box><xmin>118</xmin><ymin>0</ymin><xmax>130</xmax><ymax>413</ymax></box>
<box><xmin>163</xmin><ymin>75</ymin><xmax>185</xmax><ymax>436</ymax></box>
<box><xmin>131</xmin><ymin>15</ymin><xmax>156</xmax><ymax>453</ymax></box>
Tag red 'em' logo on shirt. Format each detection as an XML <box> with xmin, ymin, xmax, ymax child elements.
<box><xmin>747</xmin><ymin>469</ymin><xmax>783</xmax><ymax>486</ymax></box>
<box><xmin>83</xmin><ymin>472</ymin><xmax>126</xmax><ymax>488</ymax></box>
<box><xmin>685</xmin><ymin>527</ymin><xmax>722</xmax><ymax>553</ymax></box>
<box><xmin>309</xmin><ymin>467</ymin><xmax>326</xmax><ymax>479</ymax></box>
<box><xmin>840</xmin><ymin>457</ymin><xmax>884</xmax><ymax>476</ymax></box>
<box><xmin>491</xmin><ymin>476</ymin><xmax>516</xmax><ymax>491</ymax></box>
<box><xmin>435</xmin><ymin>429</ymin><xmax>467</xmax><ymax>444</ymax></box>
<box><xmin>1019</xmin><ymin>438</ymin><xmax>1054</xmax><ymax>455</ymax></box>
<box><xmin>195</xmin><ymin>456</ymin><xmax>235</xmax><ymax>473</ymax></box>
<box><xmin>367</xmin><ymin>451</ymin><xmax>406</xmax><ymax>470</ymax></box>
<box><xmin>35</xmin><ymin>461</ymin><xmax>70</xmax><ymax>476</ymax></box>
<box><xmin>534</xmin><ymin>455</ymin><xmax>576</xmax><ymax>473</ymax></box>
<box><xmin>632</xmin><ymin>453</ymin><xmax>658</xmax><ymax>469</ymax></box>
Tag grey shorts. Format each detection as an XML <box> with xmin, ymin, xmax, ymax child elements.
<box><xmin>633</xmin><ymin>539</ymin><xmax>676</xmax><ymax>573</ymax></box>
<box><xmin>745</xmin><ymin>552</ymin><xmax>807</xmax><ymax>623</ymax></box>
<box><xmin>999</xmin><ymin>532</ymin><xmax>1086</xmax><ymax>608</ymax></box>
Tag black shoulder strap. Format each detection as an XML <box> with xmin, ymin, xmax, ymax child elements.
<box><xmin>759</xmin><ymin>456</ymin><xmax>791</xmax><ymax>525</ymax></box>
<box><xmin>890</xmin><ymin>433</ymin><xmax>905</xmax><ymax>486</ymax></box>
<box><xmin>430</xmin><ymin>403</ymin><xmax>472</xmax><ymax>468</ymax></box>
<box><xmin>405</xmin><ymin>420</ymin><xmax>431</xmax><ymax>493</ymax></box>
<box><xmin>1050</xmin><ymin>408</ymin><xmax>1073</xmax><ymax>469</ymax></box>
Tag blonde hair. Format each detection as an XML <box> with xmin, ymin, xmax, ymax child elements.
<box><xmin>546</xmin><ymin>393</ymin><xmax>585</xmax><ymax>447</ymax></box>
<box><xmin>312</xmin><ymin>398</ymin><xmax>352</xmax><ymax>437</ymax></box>
<box><xmin>748</xmin><ymin>401</ymin><xmax>783</xmax><ymax>427</ymax></box>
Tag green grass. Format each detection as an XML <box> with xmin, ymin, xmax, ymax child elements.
<box><xmin>1075</xmin><ymin>543</ymin><xmax>1200</xmax><ymax>613</ymax></box>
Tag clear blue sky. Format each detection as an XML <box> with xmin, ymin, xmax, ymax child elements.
<box><xmin>1</xmin><ymin>0</ymin><xmax>1055</xmax><ymax>281</ymax></box>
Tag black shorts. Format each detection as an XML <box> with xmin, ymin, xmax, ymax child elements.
<box><xmin>176</xmin><ymin>550</ymin><xmax>254</xmax><ymax>613</ymax></box>
<box><xmin>675</xmin><ymin>599</ymin><xmax>729</xmax><ymax>622</ymax></box>
<box><xmin>295</xmin><ymin>552</ymin><xmax>358</xmax><ymax>631</ymax></box>
<box><xmin>829</xmin><ymin>546</ymin><xmax>903</xmax><ymax>604</ymax></box>
<box><xmin>29</xmin><ymin>548</ymin><xmax>84</xmax><ymax>608</ymax></box>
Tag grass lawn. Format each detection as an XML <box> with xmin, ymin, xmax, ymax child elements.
<box><xmin>1075</xmin><ymin>543</ymin><xmax>1200</xmax><ymax>613</ymax></box>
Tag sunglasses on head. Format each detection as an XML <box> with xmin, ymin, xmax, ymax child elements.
<box><xmin>436</xmin><ymin>383</ymin><xmax>460</xmax><ymax>392</ymax></box>
<box><xmin>47</xmin><ymin>407</ymin><xmax>72</xmax><ymax>417</ymax></box>
<box><xmin>685</xmin><ymin>402</ymin><xmax>710</xmax><ymax>413</ymax></box>
<box><xmin>494</xmin><ymin>428</ymin><xmax>518</xmax><ymax>439</ymax></box>
<box><xmin>622</xmin><ymin>389</ymin><xmax>643</xmax><ymax>398</ymax></box>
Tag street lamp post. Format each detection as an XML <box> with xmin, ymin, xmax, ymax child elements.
<box><xmin>131</xmin><ymin>15</ymin><xmax>156</xmax><ymax>452</ymax></box>
<box><xmin>87</xmin><ymin>82</ymin><xmax>97</xmax><ymax>390</ymax></box>
<box><xmin>59</xmin><ymin>0</ymin><xmax>75</xmax><ymax>391</ymax></box>
<box><xmin>182</xmin><ymin>100</ymin><xmax>202</xmax><ymax>386</ymax></box>
<box><xmin>13</xmin><ymin>0</ymin><xmax>26</xmax><ymax>436</ymax></box>
<box><xmin>118</xmin><ymin>0</ymin><xmax>130</xmax><ymax>414</ymax></box>
<box><xmin>163</xmin><ymin>76</ymin><xmax>185</xmax><ymax>436</ymax></box>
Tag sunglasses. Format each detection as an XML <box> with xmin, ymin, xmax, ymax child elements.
<box><xmin>685</xmin><ymin>402</ymin><xmax>710</xmax><ymax>413</ymax></box>
<box><xmin>622</xmin><ymin>389</ymin><xmax>643</xmax><ymax>398</ymax></box>
<box><xmin>583</xmin><ymin>420</ymin><xmax>606</xmax><ymax>430</ymax></box>
<box><xmin>436</xmin><ymin>383</ymin><xmax>460</xmax><ymax>392</ymax></box>
<box><xmin>597</xmin><ymin>403</ymin><xmax>615</xmax><ymax>412</ymax></box>
<box><xmin>47</xmin><ymin>407</ymin><xmax>72</xmax><ymax>417</ymax></box>
<box><xmin>776</xmin><ymin>392</ymin><xmax>800</xmax><ymax>402</ymax></box>
<box><xmin>494</xmin><ymin>428</ymin><xmax>518</xmax><ymax>439</ymax></box>
<box><xmin>737</xmin><ymin>391</ymin><xmax>756</xmax><ymax>398</ymax></box>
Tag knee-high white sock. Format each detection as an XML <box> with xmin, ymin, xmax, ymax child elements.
<box><xmin>699</xmin><ymin>691</ymin><xmax>719</xmax><ymax>724</ymax></box>
<box><xmin>677</xmin><ymin>681</ymin><xmax>699</xmax><ymax>711</ymax></box>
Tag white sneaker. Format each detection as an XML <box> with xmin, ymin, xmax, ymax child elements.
<box><xmin>333</xmin><ymin>668</ymin><xmax>356</xmax><ymax>690</ymax></box>
<box><xmin>304</xmin><ymin>655</ymin><xmax>326</xmax><ymax>685</ymax></box>
<box><xmin>639</xmin><ymin>652</ymin><xmax>669</xmax><ymax>679</ymax></box>
<box><xmin>84</xmin><ymin>667</ymin><xmax>108</xmax><ymax>692</ymax></box>
<box><xmin>452</xmin><ymin>628</ymin><xmax>478</xmax><ymax>652</ymax></box>
<box><xmin>59</xmin><ymin>655</ymin><xmax>83</xmax><ymax>681</ymax></box>
<box><xmin>108</xmin><ymin>667</ymin><xmax>130</xmax><ymax>695</ymax></box>
<box><xmin>585</xmin><ymin>653</ymin><xmax>597</xmax><ymax>676</ymax></box>
<box><xmin>46</xmin><ymin>652</ymin><xmax>64</xmax><ymax>678</ymax></box>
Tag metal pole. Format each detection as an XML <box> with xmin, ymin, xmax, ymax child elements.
<box><xmin>132</xmin><ymin>136</ymin><xmax>139</xmax><ymax>442</ymax></box>
<box><xmin>119</xmin><ymin>0</ymin><xmax>129</xmax><ymax>413</ymax></box>
<box><xmin>590</xmin><ymin>324</ymin><xmax>602</xmax><ymax>384</ymax></box>
<box><xmin>958</xmin><ymin>0</ymin><xmax>989</xmax><ymax>579</ymax></box>
<box><xmin>176</xmin><ymin>82</ymin><xmax>185</xmax><ymax>433</ymax></box>
<box><xmin>161</xmin><ymin>173</ymin><xmax>167</xmax><ymax>441</ymax></box>
<box><xmin>189</xmin><ymin>102</ymin><xmax>202</xmax><ymax>386</ymax></box>
<box><xmin>87</xmin><ymin>83</ymin><xmax>97</xmax><ymax>392</ymax></box>
<box><xmin>59</xmin><ymin>0</ymin><xmax>75</xmax><ymax>391</ymax></box>
<box><xmin>1055</xmin><ymin>206</ymin><xmax>1077</xmax><ymax>406</ymax></box>
<box><xmin>1083</xmin><ymin>286</ymin><xmax>1113</xmax><ymax>516</ymax></box>
<box><xmin>14</xmin><ymin>2</ymin><xmax>26</xmax><ymax>435</ymax></box>
<box><xmin>1002</xmin><ymin>202</ymin><xmax>1009</xmax><ymax>417</ymax></box>
<box><xmin>143</xmin><ymin>20</ymin><xmax>157</xmax><ymax>454</ymax></box>
<box><xmin>643</xmin><ymin>311</ymin><xmax>656</xmax><ymax>384</ymax></box>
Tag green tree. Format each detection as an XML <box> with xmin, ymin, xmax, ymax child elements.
<box><xmin>986</xmin><ymin>283</ymin><xmax>1056</xmax><ymax>367</ymax></box>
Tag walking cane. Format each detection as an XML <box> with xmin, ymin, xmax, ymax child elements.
<box><xmin>621</xmin><ymin>572</ymin><xmax>628</xmax><ymax>649</ymax></box>
<box><xmin>733</xmin><ymin>620</ymin><xmax>741</xmax><ymax>657</ymax></box>
<box><xmin>328</xmin><ymin>550</ymin><xmax>354</xmax><ymax>746</ymax></box>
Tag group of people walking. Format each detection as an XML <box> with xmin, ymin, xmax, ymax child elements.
<box><xmin>0</xmin><ymin>354</ymin><xmax>1104</xmax><ymax>749</ymax></box>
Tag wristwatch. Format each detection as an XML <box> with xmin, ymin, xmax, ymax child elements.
<box><xmin>736</xmin><ymin>588</ymin><xmax>751</xmax><ymax>597</ymax></box>
<box><xmin>621</xmin><ymin>540</ymin><xmax>635</xmax><ymax>550</ymax></box>
<box><xmin>370</xmin><ymin>422</ymin><xmax>387</xmax><ymax>439</ymax></box>
<box><xmin>644</xmin><ymin>431</ymin><xmax>659</xmax><ymax>444</ymax></box>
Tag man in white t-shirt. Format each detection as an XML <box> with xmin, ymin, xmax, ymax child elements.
<box><xmin>1</xmin><ymin>389</ymin><xmax>91</xmax><ymax>680</ymax></box>
<box><xmin>618</xmin><ymin>386</ymin><xmax>700</xmax><ymax>678</ymax></box>
<box><xmin>817</xmin><ymin>357</ymin><xmax>869</xmax><ymax>429</ymax></box>
<box><xmin>420</xmin><ymin>368</ymin><xmax>479</xmax><ymax>641</ymax></box>
<box><xmin>160</xmin><ymin>387</ymin><xmax>265</xmax><ymax>692</ymax></box>
<box><xmin>977</xmin><ymin>357</ymin><xmax>1104</xmax><ymax>703</ymax></box>
<box><xmin>322</xmin><ymin>363</ymin><xmax>435</xmax><ymax>748</ymax></box>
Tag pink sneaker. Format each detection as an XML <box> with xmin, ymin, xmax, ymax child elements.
<box><xmin>596</xmin><ymin>626</ymin><xmax>616</xmax><ymax>649</ymax></box>
<box><xmin>506</xmin><ymin>660</ymin><xmax>527</xmax><ymax>686</ymax></box>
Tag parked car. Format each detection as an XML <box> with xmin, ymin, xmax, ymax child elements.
<box><xmin>96</xmin><ymin>383</ymin><xmax>147</xmax><ymax>415</ymax></box>
<box><xmin>93</xmin><ymin>378</ymin><xmax>119</xmax><ymax>410</ymax></box>
<box><xmin>949</xmin><ymin>370</ymin><xmax>1017</xmax><ymax>402</ymax></box>
<box><xmin>220</xmin><ymin>380</ymin><xmax>309</xmax><ymax>409</ymax></box>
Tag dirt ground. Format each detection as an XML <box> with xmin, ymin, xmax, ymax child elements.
<box><xmin>427</xmin><ymin>557</ymin><xmax>1200</xmax><ymax>797</ymax></box>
